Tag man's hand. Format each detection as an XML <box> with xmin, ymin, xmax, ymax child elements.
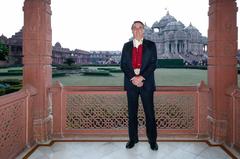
<box><xmin>131</xmin><ymin>76</ymin><xmax>145</xmax><ymax>87</ymax></box>
<box><xmin>135</xmin><ymin>81</ymin><xmax>143</xmax><ymax>87</ymax></box>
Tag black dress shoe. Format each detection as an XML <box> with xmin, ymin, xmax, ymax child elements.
<box><xmin>126</xmin><ymin>140</ymin><xmax>139</xmax><ymax>149</ymax></box>
<box><xmin>149</xmin><ymin>142</ymin><xmax>158</xmax><ymax>151</ymax></box>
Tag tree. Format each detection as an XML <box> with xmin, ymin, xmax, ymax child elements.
<box><xmin>64</xmin><ymin>57</ymin><xmax>75</xmax><ymax>66</ymax></box>
<box><xmin>0</xmin><ymin>42</ymin><xmax>9</xmax><ymax>61</ymax></box>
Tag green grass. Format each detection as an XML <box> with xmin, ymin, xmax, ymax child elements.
<box><xmin>53</xmin><ymin>73</ymin><xmax>123</xmax><ymax>86</ymax></box>
<box><xmin>155</xmin><ymin>68</ymin><xmax>208</xmax><ymax>86</ymax></box>
<box><xmin>1</xmin><ymin>67</ymin><xmax>239</xmax><ymax>86</ymax></box>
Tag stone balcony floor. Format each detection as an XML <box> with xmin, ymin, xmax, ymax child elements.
<box><xmin>17</xmin><ymin>140</ymin><xmax>240</xmax><ymax>159</ymax></box>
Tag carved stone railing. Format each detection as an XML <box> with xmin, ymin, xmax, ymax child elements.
<box><xmin>50</xmin><ymin>81</ymin><xmax>210</xmax><ymax>138</ymax></box>
<box><xmin>0</xmin><ymin>86</ymin><xmax>36</xmax><ymax>159</ymax></box>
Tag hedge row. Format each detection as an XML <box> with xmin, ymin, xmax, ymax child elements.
<box><xmin>0</xmin><ymin>71</ymin><xmax>66</xmax><ymax>77</ymax></box>
<box><xmin>55</xmin><ymin>64</ymin><xmax>82</xmax><ymax>70</ymax></box>
<box><xmin>81</xmin><ymin>69</ymin><xmax>111</xmax><ymax>76</ymax></box>
<box><xmin>97</xmin><ymin>67</ymin><xmax>122</xmax><ymax>73</ymax></box>
<box><xmin>157</xmin><ymin>59</ymin><xmax>184</xmax><ymax>67</ymax></box>
<box><xmin>0</xmin><ymin>79</ymin><xmax>22</xmax><ymax>96</ymax></box>
<box><xmin>158</xmin><ymin>65</ymin><xmax>208</xmax><ymax>70</ymax></box>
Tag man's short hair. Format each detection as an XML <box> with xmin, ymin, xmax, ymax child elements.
<box><xmin>131</xmin><ymin>21</ymin><xmax>144</xmax><ymax>30</ymax></box>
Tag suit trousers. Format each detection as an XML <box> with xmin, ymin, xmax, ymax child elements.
<box><xmin>126</xmin><ymin>88</ymin><xmax>157</xmax><ymax>143</ymax></box>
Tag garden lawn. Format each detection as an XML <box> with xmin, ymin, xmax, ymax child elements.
<box><xmin>1</xmin><ymin>67</ymin><xmax>240</xmax><ymax>86</ymax></box>
<box><xmin>52</xmin><ymin>68</ymin><xmax>208</xmax><ymax>86</ymax></box>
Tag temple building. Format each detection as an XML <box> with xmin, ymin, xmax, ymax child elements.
<box><xmin>52</xmin><ymin>42</ymin><xmax>91</xmax><ymax>65</ymax></box>
<box><xmin>142</xmin><ymin>11</ymin><xmax>208</xmax><ymax>65</ymax></box>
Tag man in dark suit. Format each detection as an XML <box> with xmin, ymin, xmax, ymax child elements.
<box><xmin>120</xmin><ymin>21</ymin><xmax>158</xmax><ymax>150</ymax></box>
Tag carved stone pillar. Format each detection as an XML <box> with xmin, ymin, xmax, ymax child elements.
<box><xmin>184</xmin><ymin>40</ymin><xmax>187</xmax><ymax>54</ymax></box>
<box><xmin>165</xmin><ymin>42</ymin><xmax>169</xmax><ymax>54</ymax></box>
<box><xmin>175</xmin><ymin>40</ymin><xmax>178</xmax><ymax>54</ymax></box>
<box><xmin>23</xmin><ymin>0</ymin><xmax>52</xmax><ymax>142</ymax></box>
<box><xmin>207</xmin><ymin>0</ymin><xmax>237</xmax><ymax>144</ymax></box>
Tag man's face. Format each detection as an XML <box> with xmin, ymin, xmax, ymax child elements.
<box><xmin>132</xmin><ymin>22</ymin><xmax>144</xmax><ymax>41</ymax></box>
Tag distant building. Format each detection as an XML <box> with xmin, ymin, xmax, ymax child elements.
<box><xmin>89</xmin><ymin>51</ymin><xmax>121</xmax><ymax>64</ymax></box>
<box><xmin>0</xmin><ymin>34</ymin><xmax>9</xmax><ymax>66</ymax></box>
<box><xmin>0</xmin><ymin>29</ymin><xmax>121</xmax><ymax>65</ymax></box>
<box><xmin>0</xmin><ymin>34</ymin><xmax>8</xmax><ymax>44</ymax></box>
<box><xmin>52</xmin><ymin>42</ymin><xmax>91</xmax><ymax>65</ymax></box>
<box><xmin>0</xmin><ymin>30</ymin><xmax>23</xmax><ymax>65</ymax></box>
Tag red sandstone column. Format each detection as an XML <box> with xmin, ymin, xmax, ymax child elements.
<box><xmin>208</xmin><ymin>0</ymin><xmax>238</xmax><ymax>143</ymax></box>
<box><xmin>23</xmin><ymin>0</ymin><xmax>52</xmax><ymax>142</ymax></box>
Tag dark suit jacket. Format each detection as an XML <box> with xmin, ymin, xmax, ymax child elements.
<box><xmin>120</xmin><ymin>39</ymin><xmax>157</xmax><ymax>91</ymax></box>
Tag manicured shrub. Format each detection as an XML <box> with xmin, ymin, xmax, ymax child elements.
<box><xmin>0</xmin><ymin>79</ymin><xmax>22</xmax><ymax>96</ymax></box>
<box><xmin>8</xmin><ymin>69</ymin><xmax>23</xmax><ymax>74</ymax></box>
<box><xmin>5</xmin><ymin>86</ymin><xmax>21</xmax><ymax>94</ymax></box>
<box><xmin>97</xmin><ymin>67</ymin><xmax>122</xmax><ymax>73</ymax></box>
<box><xmin>52</xmin><ymin>72</ymin><xmax>66</xmax><ymax>77</ymax></box>
<box><xmin>2</xmin><ymin>79</ymin><xmax>22</xmax><ymax>85</ymax></box>
<box><xmin>56</xmin><ymin>64</ymin><xmax>82</xmax><ymax>70</ymax></box>
<box><xmin>81</xmin><ymin>69</ymin><xmax>111</xmax><ymax>76</ymax></box>
<box><xmin>0</xmin><ymin>88</ymin><xmax>5</xmax><ymax>96</ymax></box>
<box><xmin>0</xmin><ymin>72</ymin><xmax>22</xmax><ymax>76</ymax></box>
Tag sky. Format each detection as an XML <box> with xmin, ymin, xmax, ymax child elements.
<box><xmin>0</xmin><ymin>0</ymin><xmax>239</xmax><ymax>51</ymax></box>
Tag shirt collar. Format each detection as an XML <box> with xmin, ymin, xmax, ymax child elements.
<box><xmin>133</xmin><ymin>38</ymin><xmax>143</xmax><ymax>48</ymax></box>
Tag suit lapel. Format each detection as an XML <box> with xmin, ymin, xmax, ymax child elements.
<box><xmin>128</xmin><ymin>41</ymin><xmax>134</xmax><ymax>71</ymax></box>
<box><xmin>129</xmin><ymin>41</ymin><xmax>133</xmax><ymax>62</ymax></box>
<box><xmin>141</xmin><ymin>39</ymin><xmax>148</xmax><ymax>70</ymax></box>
